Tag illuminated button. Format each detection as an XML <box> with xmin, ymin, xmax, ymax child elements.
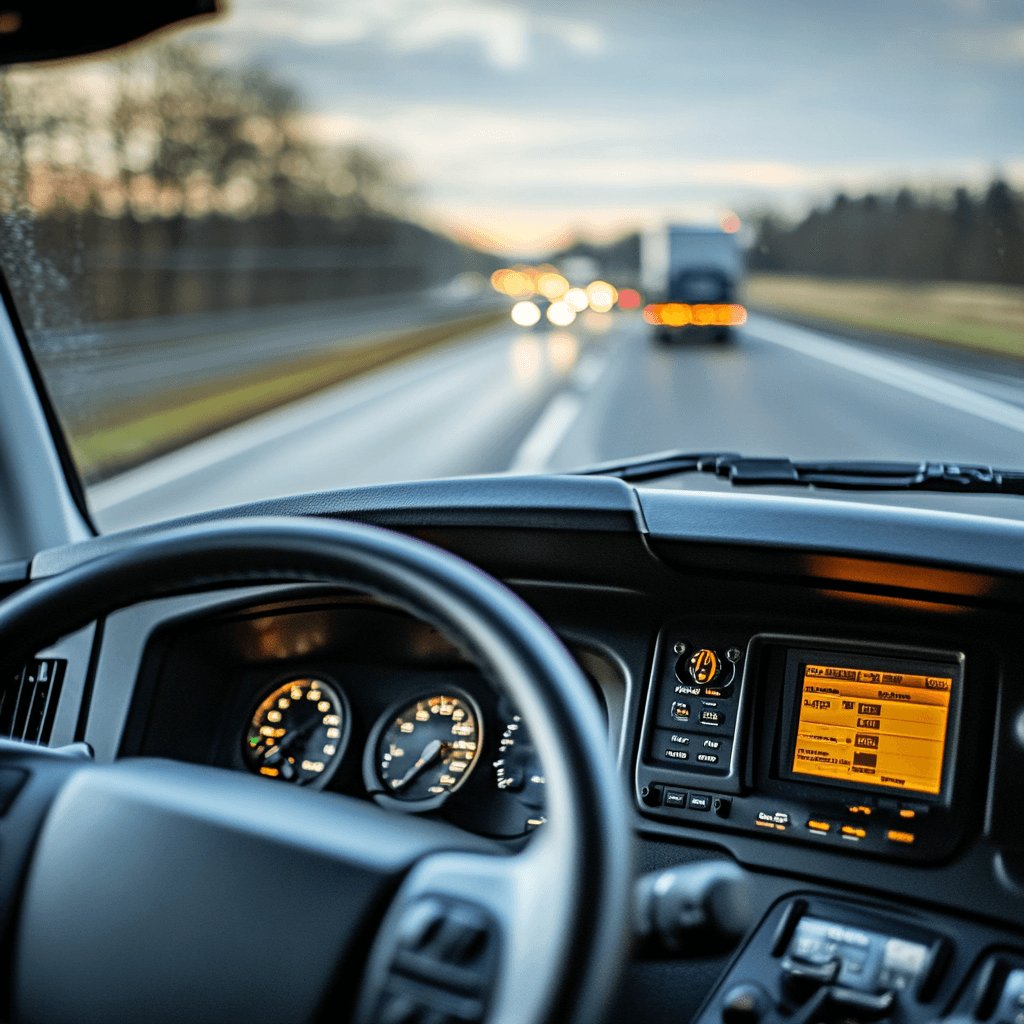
<box><xmin>696</xmin><ymin>753</ymin><xmax>719</xmax><ymax>764</ymax></box>
<box><xmin>756</xmin><ymin>811</ymin><xmax>789</xmax><ymax>830</ymax></box>
<box><xmin>688</xmin><ymin>793</ymin><xmax>711</xmax><ymax>811</ymax></box>
<box><xmin>664</xmin><ymin>788</ymin><xmax>688</xmax><ymax>807</ymax></box>
<box><xmin>671</xmin><ymin>701</ymin><xmax>691</xmax><ymax>721</ymax></box>
<box><xmin>899</xmin><ymin>809</ymin><xmax>916</xmax><ymax>819</ymax></box>
<box><xmin>688</xmin><ymin>648</ymin><xmax>722</xmax><ymax>685</ymax></box>
<box><xmin>841</xmin><ymin>825</ymin><xmax>867</xmax><ymax>839</ymax></box>
<box><xmin>887</xmin><ymin>829</ymin><xmax>915</xmax><ymax>844</ymax></box>
<box><xmin>848</xmin><ymin>805</ymin><xmax>872</xmax><ymax>815</ymax></box>
<box><xmin>807</xmin><ymin>820</ymin><xmax>831</xmax><ymax>834</ymax></box>
<box><xmin>703</xmin><ymin>739</ymin><xmax>721</xmax><ymax>749</ymax></box>
<box><xmin>668</xmin><ymin>734</ymin><xmax>690</xmax><ymax>746</ymax></box>
<box><xmin>700</xmin><ymin>709</ymin><xmax>724</xmax><ymax>726</ymax></box>
<box><xmin>665</xmin><ymin>749</ymin><xmax>689</xmax><ymax>761</ymax></box>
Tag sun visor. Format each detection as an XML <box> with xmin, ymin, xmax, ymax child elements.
<box><xmin>0</xmin><ymin>2</ymin><xmax>219</xmax><ymax>65</ymax></box>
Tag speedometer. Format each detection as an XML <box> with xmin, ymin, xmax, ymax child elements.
<box><xmin>243</xmin><ymin>677</ymin><xmax>349</xmax><ymax>787</ymax></box>
<box><xmin>363</xmin><ymin>692</ymin><xmax>482</xmax><ymax>810</ymax></box>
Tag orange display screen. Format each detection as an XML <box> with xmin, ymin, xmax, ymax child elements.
<box><xmin>791</xmin><ymin>664</ymin><xmax>953</xmax><ymax>795</ymax></box>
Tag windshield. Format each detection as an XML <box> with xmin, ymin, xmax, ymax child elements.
<box><xmin>1</xmin><ymin>0</ymin><xmax>1023</xmax><ymax>531</ymax></box>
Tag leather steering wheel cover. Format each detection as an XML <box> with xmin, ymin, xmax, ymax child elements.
<box><xmin>0</xmin><ymin>516</ymin><xmax>633</xmax><ymax>1024</ymax></box>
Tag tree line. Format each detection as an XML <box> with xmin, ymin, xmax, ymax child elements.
<box><xmin>0</xmin><ymin>40</ymin><xmax>489</xmax><ymax>328</ymax></box>
<box><xmin>748</xmin><ymin>180</ymin><xmax>1024</xmax><ymax>285</ymax></box>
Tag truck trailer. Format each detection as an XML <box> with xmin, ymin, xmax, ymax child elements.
<box><xmin>641</xmin><ymin>225</ymin><xmax>746</xmax><ymax>343</ymax></box>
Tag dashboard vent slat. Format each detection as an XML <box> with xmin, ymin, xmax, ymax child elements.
<box><xmin>0</xmin><ymin>659</ymin><xmax>66</xmax><ymax>744</ymax></box>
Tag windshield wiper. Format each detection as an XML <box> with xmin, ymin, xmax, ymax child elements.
<box><xmin>574</xmin><ymin>451</ymin><xmax>1024</xmax><ymax>494</ymax></box>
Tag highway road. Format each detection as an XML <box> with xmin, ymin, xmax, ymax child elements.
<box><xmin>88</xmin><ymin>310</ymin><xmax>1024</xmax><ymax>533</ymax></box>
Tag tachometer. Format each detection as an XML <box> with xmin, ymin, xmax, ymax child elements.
<box><xmin>493</xmin><ymin>697</ymin><xmax>546</xmax><ymax>829</ymax></box>
<box><xmin>364</xmin><ymin>693</ymin><xmax>482</xmax><ymax>810</ymax></box>
<box><xmin>243</xmin><ymin>677</ymin><xmax>349</xmax><ymax>787</ymax></box>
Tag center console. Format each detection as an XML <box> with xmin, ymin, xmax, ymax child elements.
<box><xmin>688</xmin><ymin>892</ymin><xmax>1024</xmax><ymax>1024</ymax></box>
<box><xmin>635</xmin><ymin>632</ymin><xmax>968</xmax><ymax>861</ymax></box>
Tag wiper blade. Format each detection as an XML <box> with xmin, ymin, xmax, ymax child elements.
<box><xmin>575</xmin><ymin>452</ymin><xmax>1024</xmax><ymax>494</ymax></box>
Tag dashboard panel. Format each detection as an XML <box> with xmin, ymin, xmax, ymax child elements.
<box><xmin>16</xmin><ymin>475</ymin><xmax>1024</xmax><ymax>1024</ymax></box>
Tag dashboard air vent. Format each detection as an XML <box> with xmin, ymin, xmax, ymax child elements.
<box><xmin>0</xmin><ymin>659</ymin><xmax>66</xmax><ymax>744</ymax></box>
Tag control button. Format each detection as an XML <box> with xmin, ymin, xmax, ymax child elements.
<box><xmin>841</xmin><ymin>825</ymin><xmax>867</xmax><ymax>840</ymax></box>
<box><xmin>703</xmin><ymin>739</ymin><xmax>722</xmax><ymax>750</ymax></box>
<box><xmin>700</xmin><ymin>709</ymin><xmax>724</xmax><ymax>726</ymax></box>
<box><xmin>432</xmin><ymin>906</ymin><xmax>489</xmax><ymax>963</ymax></box>
<box><xmin>878</xmin><ymin>937</ymin><xmax>930</xmax><ymax>992</ymax></box>
<box><xmin>696</xmin><ymin>753</ymin><xmax>719</xmax><ymax>764</ymax></box>
<box><xmin>668</xmin><ymin>733</ymin><xmax>691</xmax><ymax>747</ymax></box>
<box><xmin>664</xmin><ymin>788</ymin><xmax>688</xmax><ymax>807</ymax></box>
<box><xmin>887</xmin><ymin>829</ymin><xmax>915</xmax><ymax>845</ymax></box>
<box><xmin>755</xmin><ymin>811</ymin><xmax>789</xmax><ymax>831</ymax></box>
<box><xmin>688</xmin><ymin>793</ymin><xmax>711</xmax><ymax>811</ymax></box>
<box><xmin>721</xmin><ymin>983</ymin><xmax>769</xmax><ymax>1024</ymax></box>
<box><xmin>670</xmin><ymin>701</ymin><xmax>691</xmax><ymax>722</ymax></box>
<box><xmin>704</xmin><ymin>688</ymin><xmax>725</xmax><ymax>698</ymax></box>
<box><xmin>899</xmin><ymin>802</ymin><xmax>928</xmax><ymax>819</ymax></box>
<box><xmin>397</xmin><ymin>899</ymin><xmax>446</xmax><ymax>950</ymax></box>
<box><xmin>848</xmin><ymin>805</ymin><xmax>872</xmax><ymax>815</ymax></box>
<box><xmin>688</xmin><ymin>648</ymin><xmax>722</xmax><ymax>685</ymax></box>
<box><xmin>807</xmin><ymin>820</ymin><xmax>831</xmax><ymax>834</ymax></box>
<box><xmin>665</xmin><ymin>749</ymin><xmax>688</xmax><ymax>761</ymax></box>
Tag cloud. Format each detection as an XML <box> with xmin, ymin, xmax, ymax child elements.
<box><xmin>953</xmin><ymin>24</ymin><xmax>1024</xmax><ymax>62</ymax></box>
<box><xmin>223</xmin><ymin>0</ymin><xmax>605</xmax><ymax>68</ymax></box>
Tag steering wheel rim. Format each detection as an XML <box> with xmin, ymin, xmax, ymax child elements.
<box><xmin>0</xmin><ymin>516</ymin><xmax>632</xmax><ymax>1024</ymax></box>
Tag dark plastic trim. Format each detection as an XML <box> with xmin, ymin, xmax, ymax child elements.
<box><xmin>0</xmin><ymin>262</ymin><xmax>95</xmax><ymax>535</ymax></box>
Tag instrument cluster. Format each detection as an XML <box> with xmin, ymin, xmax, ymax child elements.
<box><xmin>236</xmin><ymin>671</ymin><xmax>547</xmax><ymax>837</ymax></box>
<box><xmin>128</xmin><ymin>598</ymin><xmax>568</xmax><ymax>839</ymax></box>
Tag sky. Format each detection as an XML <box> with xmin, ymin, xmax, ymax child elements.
<box><xmin>190</xmin><ymin>0</ymin><xmax>1024</xmax><ymax>256</ymax></box>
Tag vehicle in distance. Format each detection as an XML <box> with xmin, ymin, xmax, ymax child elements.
<box><xmin>641</xmin><ymin>225</ymin><xmax>747</xmax><ymax>343</ymax></box>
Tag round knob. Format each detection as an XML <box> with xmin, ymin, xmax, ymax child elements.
<box><xmin>688</xmin><ymin>648</ymin><xmax>721</xmax><ymax>685</ymax></box>
<box><xmin>721</xmin><ymin>983</ymin><xmax>769</xmax><ymax>1024</ymax></box>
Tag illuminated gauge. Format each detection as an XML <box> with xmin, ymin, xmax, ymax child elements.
<box><xmin>243</xmin><ymin>677</ymin><xmax>349</xmax><ymax>787</ymax></box>
<box><xmin>493</xmin><ymin>697</ymin><xmax>546</xmax><ymax>829</ymax></box>
<box><xmin>364</xmin><ymin>693</ymin><xmax>482</xmax><ymax>810</ymax></box>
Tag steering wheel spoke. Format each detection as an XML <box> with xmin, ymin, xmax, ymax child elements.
<box><xmin>356</xmin><ymin>835</ymin><xmax>572</xmax><ymax>1024</ymax></box>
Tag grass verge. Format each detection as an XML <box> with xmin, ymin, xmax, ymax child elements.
<box><xmin>70</xmin><ymin>310</ymin><xmax>505</xmax><ymax>483</ymax></box>
<box><xmin>745</xmin><ymin>275</ymin><xmax>1024</xmax><ymax>359</ymax></box>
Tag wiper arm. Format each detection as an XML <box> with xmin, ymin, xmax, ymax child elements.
<box><xmin>574</xmin><ymin>451</ymin><xmax>1024</xmax><ymax>494</ymax></box>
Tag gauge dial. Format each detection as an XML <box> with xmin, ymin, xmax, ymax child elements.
<box><xmin>493</xmin><ymin>698</ymin><xmax>546</xmax><ymax>828</ymax></box>
<box><xmin>243</xmin><ymin>677</ymin><xmax>347</xmax><ymax>787</ymax></box>
<box><xmin>372</xmin><ymin>694</ymin><xmax>482</xmax><ymax>804</ymax></box>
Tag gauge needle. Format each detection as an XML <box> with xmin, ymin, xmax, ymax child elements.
<box><xmin>263</xmin><ymin>713</ymin><xmax>321</xmax><ymax>765</ymax></box>
<box><xmin>392</xmin><ymin>738</ymin><xmax>444</xmax><ymax>790</ymax></box>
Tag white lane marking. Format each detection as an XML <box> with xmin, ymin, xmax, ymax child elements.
<box><xmin>507</xmin><ymin>347</ymin><xmax>611</xmax><ymax>473</ymax></box>
<box><xmin>508</xmin><ymin>393</ymin><xmax>584</xmax><ymax>472</ymax></box>
<box><xmin>747</xmin><ymin>314</ymin><xmax>1024</xmax><ymax>435</ymax></box>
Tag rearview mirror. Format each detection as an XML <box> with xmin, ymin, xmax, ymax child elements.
<box><xmin>0</xmin><ymin>1</ymin><xmax>218</xmax><ymax>66</ymax></box>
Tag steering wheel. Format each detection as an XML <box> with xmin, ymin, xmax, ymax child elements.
<box><xmin>0</xmin><ymin>517</ymin><xmax>632</xmax><ymax>1024</ymax></box>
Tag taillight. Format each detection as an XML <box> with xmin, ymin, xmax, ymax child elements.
<box><xmin>643</xmin><ymin>303</ymin><xmax>747</xmax><ymax>327</ymax></box>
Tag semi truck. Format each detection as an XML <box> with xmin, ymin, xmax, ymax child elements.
<box><xmin>640</xmin><ymin>225</ymin><xmax>746</xmax><ymax>343</ymax></box>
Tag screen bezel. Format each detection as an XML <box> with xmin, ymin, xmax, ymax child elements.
<box><xmin>777</xmin><ymin>646</ymin><xmax>964</xmax><ymax>807</ymax></box>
